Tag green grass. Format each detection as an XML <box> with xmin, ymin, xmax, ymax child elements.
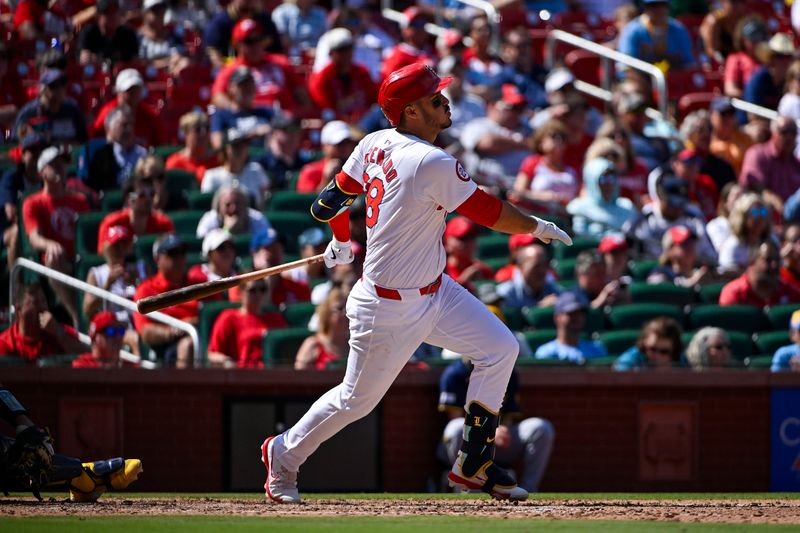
<box><xmin>2</xmin><ymin>516</ymin><xmax>798</xmax><ymax>533</ymax></box>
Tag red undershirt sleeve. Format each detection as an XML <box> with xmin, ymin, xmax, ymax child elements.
<box><xmin>335</xmin><ymin>171</ymin><xmax>364</xmax><ymax>195</ymax></box>
<box><xmin>455</xmin><ymin>188</ymin><xmax>503</xmax><ymax>228</ymax></box>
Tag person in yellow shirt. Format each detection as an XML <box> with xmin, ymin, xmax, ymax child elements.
<box><xmin>709</xmin><ymin>96</ymin><xmax>753</xmax><ymax>175</ymax></box>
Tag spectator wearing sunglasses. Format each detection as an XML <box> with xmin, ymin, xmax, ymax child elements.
<box><xmin>719</xmin><ymin>241</ymin><xmax>800</xmax><ymax>307</ymax></box>
<box><xmin>203</xmin><ymin>0</ymin><xmax>282</xmax><ymax>70</ymax></box>
<box><xmin>14</xmin><ymin>68</ymin><xmax>87</xmax><ymax>145</ymax></box>
<box><xmin>685</xmin><ymin>327</ymin><xmax>733</xmax><ymax>370</ymax></box>
<box><xmin>208</xmin><ymin>278</ymin><xmax>288</xmax><ymax>368</ymax></box>
<box><xmin>296</xmin><ymin>121</ymin><xmax>358</xmax><ymax>194</ymax></box>
<box><xmin>166</xmin><ymin>111</ymin><xmax>220</xmax><ymax>185</ymax></box>
<box><xmin>295</xmin><ymin>286</ymin><xmax>349</xmax><ymax>370</ymax></box>
<box><xmin>567</xmin><ymin>157</ymin><xmax>637</xmax><ymax>239</ymax></box>
<box><xmin>72</xmin><ymin>311</ymin><xmax>130</xmax><ymax>369</ymax></box>
<box><xmin>380</xmin><ymin>7</ymin><xmax>436</xmax><ymax>82</ymax></box>
<box><xmin>718</xmin><ymin>193</ymin><xmax>776</xmax><ymax>275</ymax></box>
<box><xmin>613</xmin><ymin>317</ymin><xmax>685</xmax><ymax>371</ymax></box>
<box><xmin>96</xmin><ymin>173</ymin><xmax>175</xmax><ymax>253</ymax></box>
<box><xmin>740</xmin><ymin>116</ymin><xmax>800</xmax><ymax>202</ymax></box>
<box><xmin>647</xmin><ymin>225</ymin><xmax>713</xmax><ymax>289</ymax></box>
<box><xmin>187</xmin><ymin>229</ymin><xmax>239</xmax><ymax>302</ymax></box>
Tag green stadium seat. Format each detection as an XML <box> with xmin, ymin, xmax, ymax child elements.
<box><xmin>687</xmin><ymin>304</ymin><xmax>768</xmax><ymax>335</ymax></box>
<box><xmin>476</xmin><ymin>234</ymin><xmax>510</xmax><ymax>260</ymax></box>
<box><xmin>583</xmin><ymin>355</ymin><xmax>618</xmax><ymax>368</ymax></box>
<box><xmin>170</xmin><ymin>210</ymin><xmax>205</xmax><ymax>235</ymax></box>
<box><xmin>37</xmin><ymin>354</ymin><xmax>80</xmax><ymax>367</ymax></box>
<box><xmin>628</xmin><ymin>259</ymin><xmax>659</xmax><ymax>281</ymax></box>
<box><xmin>484</xmin><ymin>257</ymin><xmax>509</xmax><ymax>273</ymax></box>
<box><xmin>523</xmin><ymin>329</ymin><xmax>557</xmax><ymax>353</ymax></box>
<box><xmin>744</xmin><ymin>355</ymin><xmax>773</xmax><ymax>369</ymax></box>
<box><xmin>198</xmin><ymin>301</ymin><xmax>240</xmax><ymax>359</ymax></box>
<box><xmin>267</xmin><ymin>191</ymin><xmax>318</xmax><ymax>213</ymax></box>
<box><xmin>265</xmin><ymin>212</ymin><xmax>326</xmax><ymax>255</ymax></box>
<box><xmin>523</xmin><ymin>305</ymin><xmax>604</xmax><ymax>334</ymax></box>
<box><xmin>516</xmin><ymin>357</ymin><xmax>577</xmax><ymax>367</ymax></box>
<box><xmin>681</xmin><ymin>330</ymin><xmax>754</xmax><ymax>361</ymax></box>
<box><xmin>282</xmin><ymin>302</ymin><xmax>316</xmax><ymax>327</ymax></box>
<box><xmin>754</xmin><ymin>331</ymin><xmax>791</xmax><ymax>356</ymax></box>
<box><xmin>552</xmin><ymin>236</ymin><xmax>600</xmax><ymax>260</ymax></box>
<box><xmin>231</xmin><ymin>233</ymin><xmax>253</xmax><ymax>256</ymax></box>
<box><xmin>75</xmin><ymin>211</ymin><xmax>109</xmax><ymax>256</ymax></box>
<box><xmin>501</xmin><ymin>306</ymin><xmax>524</xmax><ymax>331</ymax></box>
<box><xmin>152</xmin><ymin>145</ymin><xmax>183</xmax><ymax>159</ymax></box>
<box><xmin>75</xmin><ymin>254</ymin><xmax>105</xmax><ymax>283</ymax></box>
<box><xmin>553</xmin><ymin>258</ymin><xmax>577</xmax><ymax>281</ymax></box>
<box><xmin>629</xmin><ymin>283</ymin><xmax>695</xmax><ymax>306</ymax></box>
<box><xmin>164</xmin><ymin>169</ymin><xmax>198</xmax><ymax>207</ymax></box>
<box><xmin>606</xmin><ymin>303</ymin><xmax>685</xmax><ymax>330</ymax></box>
<box><xmin>697</xmin><ymin>282</ymin><xmax>727</xmax><ymax>304</ymax></box>
<box><xmin>263</xmin><ymin>327</ymin><xmax>311</xmax><ymax>367</ymax></box>
<box><xmin>0</xmin><ymin>356</ymin><xmax>28</xmax><ymax>367</ymax></box>
<box><xmin>100</xmin><ymin>189</ymin><xmax>125</xmax><ymax>212</ymax></box>
<box><xmin>766</xmin><ymin>304</ymin><xmax>800</xmax><ymax>330</ymax></box>
<box><xmin>597</xmin><ymin>330</ymin><xmax>640</xmax><ymax>354</ymax></box>
<box><xmin>186</xmin><ymin>190</ymin><xmax>215</xmax><ymax>211</ymax></box>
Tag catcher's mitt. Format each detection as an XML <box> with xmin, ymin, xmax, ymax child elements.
<box><xmin>4</xmin><ymin>426</ymin><xmax>54</xmax><ymax>500</ymax></box>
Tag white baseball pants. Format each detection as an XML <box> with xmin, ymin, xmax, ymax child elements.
<box><xmin>273</xmin><ymin>274</ymin><xmax>519</xmax><ymax>472</ymax></box>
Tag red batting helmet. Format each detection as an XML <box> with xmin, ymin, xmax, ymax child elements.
<box><xmin>378</xmin><ymin>63</ymin><xmax>452</xmax><ymax>126</ymax></box>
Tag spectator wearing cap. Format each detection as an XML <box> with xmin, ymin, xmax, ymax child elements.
<box><xmin>615</xmin><ymin>92</ymin><xmax>670</xmax><ymax>171</ymax></box>
<box><xmin>91</xmin><ymin>68</ymin><xmax>164</xmax><ymax>148</ymax></box>
<box><xmin>498</xmin><ymin>28</ymin><xmax>547</xmax><ymax>111</ymax></box>
<box><xmin>719</xmin><ymin>240</ymin><xmax>800</xmax><ymax>307</ymax></box>
<box><xmin>771</xmin><ymin>310</ymin><xmax>800</xmax><ymax>372</ymax></box>
<box><xmin>0</xmin><ymin>133</ymin><xmax>45</xmax><ymax>264</ymax></box>
<box><xmin>680</xmin><ymin>110</ymin><xmax>736</xmax><ymax>192</ymax></box>
<box><xmin>462</xmin><ymin>14</ymin><xmax>504</xmax><ymax>100</ymax></box>
<box><xmin>436</xmin><ymin>28</ymin><xmax>465</xmax><ymax>63</ymax></box>
<box><xmin>271</xmin><ymin>0</ymin><xmax>327</xmax><ymax>54</ymax></box>
<box><xmin>295</xmin><ymin>286</ymin><xmax>349</xmax><ymax>370</ymax></box>
<box><xmin>709</xmin><ymin>96</ymin><xmax>753</xmax><ymax>175</ymax></box>
<box><xmin>626</xmin><ymin>172</ymin><xmax>717</xmax><ymax>263</ymax></box>
<box><xmin>617</xmin><ymin>0</ymin><xmax>696</xmax><ymax>70</ymax></box>
<box><xmin>512</xmin><ymin>120</ymin><xmax>577</xmax><ymax>216</ymax></box>
<box><xmin>780</xmin><ymin>223</ymin><xmax>800</xmax><ymax>293</ymax></box>
<box><xmin>201</xmin><ymin>127</ymin><xmax>270</xmax><ymax>209</ymax></box>
<box><xmin>210</xmin><ymin>65</ymin><xmax>275</xmax><ymax>150</ymax></box>
<box><xmin>437</xmin><ymin>57</ymin><xmax>486</xmax><ymax>144</ymax></box>
<box><xmin>255</xmin><ymin>114</ymin><xmax>313</xmax><ymax>190</ymax></box>
<box><xmin>166</xmin><ymin>111</ymin><xmax>221</xmax><ymax>184</ymax></box>
<box><xmin>210</xmin><ymin>17</ymin><xmax>304</xmax><ymax>114</ymax></box>
<box><xmin>567</xmin><ymin>157</ymin><xmax>637</xmax><ymax>238</ymax></box>
<box><xmin>77</xmin><ymin>0</ymin><xmax>139</xmax><ymax>65</ymax></box>
<box><xmin>196</xmin><ymin>184</ymin><xmax>271</xmax><ymax>239</ymax></box>
<box><xmin>286</xmin><ymin>227</ymin><xmax>328</xmax><ymax>286</ymax></box>
<box><xmin>380</xmin><ymin>7</ymin><xmax>436</xmax><ymax>81</ymax></box>
<box><xmin>598</xmin><ymin>234</ymin><xmax>630</xmax><ymax>281</ymax></box>
<box><xmin>133</xmin><ymin>235</ymin><xmax>198</xmax><ymax>367</ymax></box>
<box><xmin>443</xmin><ymin>216</ymin><xmax>493</xmax><ymax>292</ymax></box>
<box><xmin>0</xmin><ymin>281</ymin><xmax>84</xmax><ymax>362</ymax></box>
<box><xmin>460</xmin><ymin>84</ymin><xmax>533</xmax><ymax>190</ymax></box>
<box><xmin>739</xmin><ymin>116</ymin><xmax>800</xmax><ymax>203</ymax></box>
<box><xmin>671</xmin><ymin>148</ymin><xmax>719</xmax><ymax>222</ymax></box>
<box><xmin>208</xmin><ymin>277</ymin><xmax>289</xmax><ymax>368</ymax></box>
<box><xmin>685</xmin><ymin>327</ymin><xmax>733</xmax><ymax>370</ymax></box>
<box><xmin>717</xmin><ymin>192</ymin><xmax>776</xmax><ymax>275</ymax></box>
<box><xmin>138</xmin><ymin>0</ymin><xmax>189</xmax><ymax>72</ymax></box>
<box><xmin>204</xmin><ymin>0</ymin><xmax>282</xmax><ymax>69</ymax></box>
<box><xmin>13</xmin><ymin>0</ymin><xmax>64</xmax><ymax>41</ymax></box>
<box><xmin>84</xmin><ymin>223</ymin><xmax>141</xmax><ymax>322</ymax></box>
<box><xmin>96</xmin><ymin>170</ymin><xmax>174</xmax><ymax>254</ymax></box>
<box><xmin>531</xmin><ymin>68</ymin><xmax>603</xmax><ymax>135</ymax></box>
<box><xmin>307</xmin><ymin>28</ymin><xmax>377</xmax><ymax>123</ymax></box>
<box><xmin>613</xmin><ymin>317</ymin><xmax>685</xmax><ymax>371</ymax></box>
<box><xmin>534</xmin><ymin>291</ymin><xmax>608</xmax><ymax>364</ymax></box>
<box><xmin>574</xmin><ymin>250</ymin><xmax>631</xmax><ymax>310</ymax></box>
<box><xmin>296</xmin><ymin>121</ymin><xmax>358</xmax><ymax>193</ymax></box>
<box><xmin>248</xmin><ymin>228</ymin><xmax>311</xmax><ymax>306</ymax></box>
<box><xmin>14</xmin><ymin>68</ymin><xmax>87</xmax><ymax>145</ymax></box>
<box><xmin>0</xmin><ymin>42</ymin><xmax>27</xmax><ymax>130</ymax></box>
<box><xmin>723</xmin><ymin>16</ymin><xmax>768</xmax><ymax>98</ymax></box>
<box><xmin>186</xmin><ymin>229</ymin><xmax>239</xmax><ymax>302</ymax></box>
<box><xmin>744</xmin><ymin>33</ymin><xmax>796</xmax><ymax>111</ymax></box>
<box><xmin>494</xmin><ymin>234</ymin><xmax>536</xmax><ymax>283</ymax></box>
<box><xmin>81</xmin><ymin>104</ymin><xmax>147</xmax><ymax>191</ymax></box>
<box><xmin>778</xmin><ymin>60</ymin><xmax>800</xmax><ymax>122</ymax></box>
<box><xmin>647</xmin><ymin>225</ymin><xmax>713</xmax><ymax>288</ymax></box>
<box><xmin>73</xmin><ymin>311</ymin><xmax>129</xmax><ymax>369</ymax></box>
<box><xmin>23</xmin><ymin>146</ymin><xmax>89</xmax><ymax>324</ymax></box>
<box><xmin>699</xmin><ymin>0</ymin><xmax>747</xmax><ymax>65</ymax></box>
<box><xmin>496</xmin><ymin>243</ymin><xmax>560</xmax><ymax>309</ymax></box>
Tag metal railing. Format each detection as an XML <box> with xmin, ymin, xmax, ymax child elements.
<box><xmin>730</xmin><ymin>97</ymin><xmax>779</xmax><ymax>122</ymax></box>
<box><xmin>10</xmin><ymin>258</ymin><xmax>200</xmax><ymax>368</ymax></box>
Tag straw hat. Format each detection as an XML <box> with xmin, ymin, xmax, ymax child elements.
<box><xmin>756</xmin><ymin>33</ymin><xmax>796</xmax><ymax>63</ymax></box>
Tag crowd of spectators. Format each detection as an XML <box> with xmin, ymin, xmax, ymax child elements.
<box><xmin>1</xmin><ymin>0</ymin><xmax>800</xmax><ymax>373</ymax></box>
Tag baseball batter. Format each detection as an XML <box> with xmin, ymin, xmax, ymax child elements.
<box><xmin>261</xmin><ymin>64</ymin><xmax>572</xmax><ymax>503</ymax></box>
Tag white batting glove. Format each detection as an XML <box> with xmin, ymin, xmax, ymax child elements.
<box><xmin>323</xmin><ymin>239</ymin><xmax>354</xmax><ymax>268</ymax></box>
<box><xmin>531</xmin><ymin>216</ymin><xmax>573</xmax><ymax>246</ymax></box>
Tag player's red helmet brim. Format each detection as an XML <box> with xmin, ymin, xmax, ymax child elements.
<box><xmin>379</xmin><ymin>63</ymin><xmax>453</xmax><ymax>126</ymax></box>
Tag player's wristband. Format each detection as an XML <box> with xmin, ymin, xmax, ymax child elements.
<box><xmin>0</xmin><ymin>388</ymin><xmax>28</xmax><ymax>426</ymax></box>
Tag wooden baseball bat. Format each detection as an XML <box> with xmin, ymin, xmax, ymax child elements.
<box><xmin>136</xmin><ymin>254</ymin><xmax>326</xmax><ymax>315</ymax></box>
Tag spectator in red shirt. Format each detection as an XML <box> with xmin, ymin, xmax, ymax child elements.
<box><xmin>307</xmin><ymin>28</ymin><xmax>377</xmax><ymax>123</ymax></box>
<box><xmin>90</xmin><ymin>69</ymin><xmax>164</xmax><ymax>147</ymax></box>
<box><xmin>444</xmin><ymin>216</ymin><xmax>493</xmax><ymax>292</ymax></box>
<box><xmin>0</xmin><ymin>281</ymin><xmax>84</xmax><ymax>362</ymax></box>
<box><xmin>598</xmin><ymin>233</ymin><xmax>631</xmax><ymax>282</ymax></box>
<box><xmin>186</xmin><ymin>228</ymin><xmax>239</xmax><ymax>302</ymax></box>
<box><xmin>494</xmin><ymin>233</ymin><xmax>537</xmax><ymax>283</ymax></box>
<box><xmin>780</xmin><ymin>222</ymin><xmax>800</xmax><ymax>294</ymax></box>
<box><xmin>247</xmin><ymin>227</ymin><xmax>311</xmax><ymax>306</ymax></box>
<box><xmin>381</xmin><ymin>7</ymin><xmax>436</xmax><ymax>81</ymax></box>
<box><xmin>672</xmin><ymin>148</ymin><xmax>719</xmax><ymax>222</ymax></box>
<box><xmin>72</xmin><ymin>311</ymin><xmax>127</xmax><ymax>368</ymax></box>
<box><xmin>166</xmin><ymin>111</ymin><xmax>220</xmax><ymax>185</ymax></box>
<box><xmin>23</xmin><ymin>146</ymin><xmax>89</xmax><ymax>324</ymax></box>
<box><xmin>295</xmin><ymin>286</ymin><xmax>349</xmax><ymax>370</ymax></box>
<box><xmin>133</xmin><ymin>235</ymin><xmax>199</xmax><ymax>367</ymax></box>
<box><xmin>211</xmin><ymin>18</ymin><xmax>306</xmax><ymax>115</ymax></box>
<box><xmin>719</xmin><ymin>241</ymin><xmax>800</xmax><ymax>307</ymax></box>
<box><xmin>207</xmin><ymin>278</ymin><xmax>288</xmax><ymax>368</ymax></box>
<box><xmin>0</xmin><ymin>42</ymin><xmax>27</xmax><ymax>131</ymax></box>
<box><xmin>96</xmin><ymin>172</ymin><xmax>175</xmax><ymax>253</ymax></box>
<box><xmin>296</xmin><ymin>121</ymin><xmax>358</xmax><ymax>193</ymax></box>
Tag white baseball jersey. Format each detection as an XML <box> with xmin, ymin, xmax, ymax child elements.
<box><xmin>342</xmin><ymin>129</ymin><xmax>477</xmax><ymax>289</ymax></box>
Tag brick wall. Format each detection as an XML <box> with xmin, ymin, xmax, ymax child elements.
<box><xmin>3</xmin><ymin>368</ymin><xmax>797</xmax><ymax>492</ymax></box>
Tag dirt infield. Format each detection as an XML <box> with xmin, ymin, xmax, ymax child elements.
<box><xmin>2</xmin><ymin>496</ymin><xmax>799</xmax><ymax>524</ymax></box>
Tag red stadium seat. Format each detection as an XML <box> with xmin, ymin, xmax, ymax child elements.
<box><xmin>677</xmin><ymin>91</ymin><xmax>717</xmax><ymax>121</ymax></box>
<box><xmin>565</xmin><ymin>49</ymin><xmax>603</xmax><ymax>86</ymax></box>
<box><xmin>665</xmin><ymin>68</ymin><xmax>723</xmax><ymax>103</ymax></box>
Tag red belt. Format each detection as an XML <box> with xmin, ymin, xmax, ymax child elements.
<box><xmin>373</xmin><ymin>275</ymin><xmax>442</xmax><ymax>301</ymax></box>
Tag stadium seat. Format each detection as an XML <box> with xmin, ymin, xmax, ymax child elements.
<box><xmin>197</xmin><ymin>301</ymin><xmax>240</xmax><ymax>357</ymax></box>
<box><xmin>606</xmin><ymin>303</ymin><xmax>685</xmax><ymax>330</ymax></box>
<box><xmin>476</xmin><ymin>234</ymin><xmax>510</xmax><ymax>260</ymax></box>
<box><xmin>0</xmin><ymin>356</ymin><xmax>28</xmax><ymax>367</ymax></box>
<box><xmin>265</xmin><ymin>211</ymin><xmax>326</xmax><ymax>255</ymax></box>
<box><xmin>169</xmin><ymin>210</ymin><xmax>205</xmax><ymax>235</ymax></box>
<box><xmin>629</xmin><ymin>283</ymin><xmax>695</xmax><ymax>306</ymax></box>
<box><xmin>501</xmin><ymin>306</ymin><xmax>524</xmax><ymax>331</ymax></box>
<box><xmin>263</xmin><ymin>327</ymin><xmax>311</xmax><ymax>367</ymax></box>
<box><xmin>75</xmin><ymin>254</ymin><xmax>105</xmax><ymax>284</ymax></box>
<box><xmin>677</xmin><ymin>92</ymin><xmax>717</xmax><ymax>121</ymax></box>
<box><xmin>186</xmin><ymin>190</ymin><xmax>214</xmax><ymax>211</ymax></box>
<box><xmin>583</xmin><ymin>355</ymin><xmax>618</xmax><ymax>368</ymax></box>
<box><xmin>516</xmin><ymin>356</ymin><xmax>577</xmax><ymax>367</ymax></box>
<box><xmin>553</xmin><ymin>236</ymin><xmax>600</xmax><ymax>260</ymax></box>
<box><xmin>629</xmin><ymin>259</ymin><xmax>659</xmax><ymax>281</ymax></box>
<box><xmin>484</xmin><ymin>257</ymin><xmax>509</xmax><ymax>273</ymax></box>
<box><xmin>282</xmin><ymin>302</ymin><xmax>316</xmax><ymax>327</ymax></box>
<box><xmin>565</xmin><ymin>48</ymin><xmax>603</xmax><ymax>86</ymax></box>
<box><xmin>523</xmin><ymin>305</ymin><xmax>604</xmax><ymax>333</ymax></box>
<box><xmin>744</xmin><ymin>355</ymin><xmax>773</xmax><ymax>369</ymax></box>
<box><xmin>597</xmin><ymin>329</ymin><xmax>640</xmax><ymax>355</ymax></box>
<box><xmin>553</xmin><ymin>258</ymin><xmax>577</xmax><ymax>281</ymax></box>
<box><xmin>523</xmin><ymin>329</ymin><xmax>557</xmax><ymax>353</ymax></box>
<box><xmin>152</xmin><ymin>145</ymin><xmax>183</xmax><ymax>159</ymax></box>
<box><xmin>688</xmin><ymin>304</ymin><xmax>768</xmax><ymax>335</ymax></box>
<box><xmin>681</xmin><ymin>330</ymin><xmax>754</xmax><ymax>361</ymax></box>
<box><xmin>697</xmin><ymin>282</ymin><xmax>727</xmax><ymax>304</ymax></box>
<box><xmin>37</xmin><ymin>354</ymin><xmax>80</xmax><ymax>367</ymax></box>
<box><xmin>76</xmin><ymin>211</ymin><xmax>109</xmax><ymax>256</ymax></box>
<box><xmin>267</xmin><ymin>191</ymin><xmax>318</xmax><ymax>213</ymax></box>
<box><xmin>766</xmin><ymin>304</ymin><xmax>800</xmax><ymax>330</ymax></box>
<box><xmin>100</xmin><ymin>189</ymin><xmax>125</xmax><ymax>212</ymax></box>
<box><xmin>165</xmin><ymin>169</ymin><xmax>198</xmax><ymax>198</ymax></box>
<box><xmin>754</xmin><ymin>331</ymin><xmax>791</xmax><ymax>356</ymax></box>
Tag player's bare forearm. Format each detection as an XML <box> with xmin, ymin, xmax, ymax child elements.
<box><xmin>489</xmin><ymin>201</ymin><xmax>539</xmax><ymax>235</ymax></box>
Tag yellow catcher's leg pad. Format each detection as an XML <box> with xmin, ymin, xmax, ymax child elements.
<box><xmin>69</xmin><ymin>458</ymin><xmax>143</xmax><ymax>502</ymax></box>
